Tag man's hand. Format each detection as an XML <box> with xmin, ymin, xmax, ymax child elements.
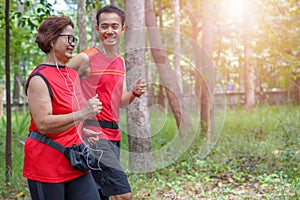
<box><xmin>131</xmin><ymin>78</ymin><xmax>147</xmax><ymax>98</ymax></box>
<box><xmin>82</xmin><ymin>127</ymin><xmax>100</xmax><ymax>145</ymax></box>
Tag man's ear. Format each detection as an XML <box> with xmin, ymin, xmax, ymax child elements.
<box><xmin>122</xmin><ymin>25</ymin><xmax>126</xmax><ymax>32</ymax></box>
<box><xmin>95</xmin><ymin>25</ymin><xmax>99</xmax><ymax>31</ymax></box>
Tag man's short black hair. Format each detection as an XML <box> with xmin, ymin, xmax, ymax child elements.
<box><xmin>96</xmin><ymin>5</ymin><xmax>125</xmax><ymax>26</ymax></box>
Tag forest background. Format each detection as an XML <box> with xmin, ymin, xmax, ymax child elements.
<box><xmin>0</xmin><ymin>0</ymin><xmax>299</xmax><ymax>199</ymax></box>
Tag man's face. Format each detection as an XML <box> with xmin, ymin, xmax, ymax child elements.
<box><xmin>96</xmin><ymin>12</ymin><xmax>125</xmax><ymax>47</ymax></box>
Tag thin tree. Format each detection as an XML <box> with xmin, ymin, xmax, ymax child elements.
<box><xmin>145</xmin><ymin>0</ymin><xmax>192</xmax><ymax>135</ymax></box>
<box><xmin>156</xmin><ymin>0</ymin><xmax>168</xmax><ymax>111</ymax></box>
<box><xmin>90</xmin><ymin>0</ymin><xmax>97</xmax><ymax>46</ymax></box>
<box><xmin>198</xmin><ymin>0</ymin><xmax>215</xmax><ymax>135</ymax></box>
<box><xmin>185</xmin><ymin>0</ymin><xmax>215</xmax><ymax>135</ymax></box>
<box><xmin>125</xmin><ymin>0</ymin><xmax>152</xmax><ymax>172</ymax></box>
<box><xmin>110</xmin><ymin>0</ymin><xmax>116</xmax><ymax>6</ymax></box>
<box><xmin>243</xmin><ymin>2</ymin><xmax>255</xmax><ymax>110</ymax></box>
<box><xmin>13</xmin><ymin>1</ymin><xmax>25</xmax><ymax>106</ymax></box>
<box><xmin>78</xmin><ymin>0</ymin><xmax>87</xmax><ymax>52</ymax></box>
<box><xmin>5</xmin><ymin>0</ymin><xmax>12</xmax><ymax>184</ymax></box>
<box><xmin>173</xmin><ymin>0</ymin><xmax>183</xmax><ymax>93</ymax></box>
<box><xmin>0</xmin><ymin>85</ymin><xmax>3</xmax><ymax>116</ymax></box>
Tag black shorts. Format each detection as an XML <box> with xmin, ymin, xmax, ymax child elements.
<box><xmin>90</xmin><ymin>140</ymin><xmax>131</xmax><ymax>197</ymax></box>
<box><xmin>27</xmin><ymin>173</ymin><xmax>100</xmax><ymax>200</ymax></box>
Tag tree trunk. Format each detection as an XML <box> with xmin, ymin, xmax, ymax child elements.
<box><xmin>295</xmin><ymin>75</ymin><xmax>300</xmax><ymax>105</ymax></box>
<box><xmin>91</xmin><ymin>0</ymin><xmax>97</xmax><ymax>47</ymax></box>
<box><xmin>157</xmin><ymin>85</ymin><xmax>168</xmax><ymax>111</ymax></box>
<box><xmin>155</xmin><ymin>0</ymin><xmax>167</xmax><ymax>110</ymax></box>
<box><xmin>78</xmin><ymin>0</ymin><xmax>87</xmax><ymax>52</ymax></box>
<box><xmin>0</xmin><ymin>85</ymin><xmax>3</xmax><ymax>116</ymax></box>
<box><xmin>12</xmin><ymin>2</ymin><xmax>25</xmax><ymax>106</ymax></box>
<box><xmin>13</xmin><ymin>75</ymin><xmax>20</xmax><ymax>105</ymax></box>
<box><xmin>145</xmin><ymin>0</ymin><xmax>192</xmax><ymax>135</ymax></box>
<box><xmin>5</xmin><ymin>0</ymin><xmax>12</xmax><ymax>184</ymax></box>
<box><xmin>110</xmin><ymin>0</ymin><xmax>116</xmax><ymax>6</ymax></box>
<box><xmin>198</xmin><ymin>0</ymin><xmax>215</xmax><ymax>136</ymax></box>
<box><xmin>125</xmin><ymin>0</ymin><xmax>152</xmax><ymax>173</ymax></box>
<box><xmin>146</xmin><ymin>46</ymin><xmax>153</xmax><ymax>106</ymax></box>
<box><xmin>173</xmin><ymin>0</ymin><xmax>183</xmax><ymax>93</ymax></box>
<box><xmin>243</xmin><ymin>3</ymin><xmax>256</xmax><ymax>110</ymax></box>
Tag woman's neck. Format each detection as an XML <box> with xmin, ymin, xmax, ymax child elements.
<box><xmin>44</xmin><ymin>53</ymin><xmax>66</xmax><ymax>66</ymax></box>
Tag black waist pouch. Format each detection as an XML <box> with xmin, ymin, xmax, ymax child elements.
<box><xmin>64</xmin><ymin>143</ymin><xmax>95</xmax><ymax>172</ymax></box>
<box><xmin>29</xmin><ymin>131</ymin><xmax>95</xmax><ymax>172</ymax></box>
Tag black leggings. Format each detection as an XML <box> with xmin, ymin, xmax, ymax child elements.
<box><xmin>28</xmin><ymin>173</ymin><xmax>100</xmax><ymax>200</ymax></box>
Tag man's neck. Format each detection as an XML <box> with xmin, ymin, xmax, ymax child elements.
<box><xmin>98</xmin><ymin>44</ymin><xmax>116</xmax><ymax>58</ymax></box>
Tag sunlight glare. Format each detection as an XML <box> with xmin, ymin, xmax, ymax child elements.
<box><xmin>224</xmin><ymin>0</ymin><xmax>246</xmax><ymax>20</ymax></box>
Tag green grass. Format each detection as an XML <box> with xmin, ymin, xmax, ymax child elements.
<box><xmin>0</xmin><ymin>105</ymin><xmax>299</xmax><ymax>199</ymax></box>
<box><xmin>0</xmin><ymin>112</ymin><xmax>30</xmax><ymax>199</ymax></box>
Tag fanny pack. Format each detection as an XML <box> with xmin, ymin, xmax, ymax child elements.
<box><xmin>28</xmin><ymin>131</ymin><xmax>95</xmax><ymax>172</ymax></box>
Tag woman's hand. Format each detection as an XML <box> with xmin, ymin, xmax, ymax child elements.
<box><xmin>81</xmin><ymin>95</ymin><xmax>102</xmax><ymax>119</ymax></box>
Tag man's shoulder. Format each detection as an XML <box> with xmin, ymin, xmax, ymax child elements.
<box><xmin>83</xmin><ymin>47</ymin><xmax>99</xmax><ymax>57</ymax></box>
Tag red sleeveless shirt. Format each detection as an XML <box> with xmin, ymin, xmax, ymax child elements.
<box><xmin>80</xmin><ymin>47</ymin><xmax>125</xmax><ymax>141</ymax></box>
<box><xmin>23</xmin><ymin>64</ymin><xmax>87</xmax><ymax>183</ymax></box>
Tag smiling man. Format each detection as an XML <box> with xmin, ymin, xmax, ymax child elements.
<box><xmin>69</xmin><ymin>5</ymin><xmax>146</xmax><ymax>200</ymax></box>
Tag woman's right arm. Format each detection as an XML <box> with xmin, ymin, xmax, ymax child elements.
<box><xmin>27</xmin><ymin>76</ymin><xmax>101</xmax><ymax>134</ymax></box>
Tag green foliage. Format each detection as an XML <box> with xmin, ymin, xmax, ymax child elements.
<box><xmin>0</xmin><ymin>0</ymin><xmax>53</xmax><ymax>88</ymax></box>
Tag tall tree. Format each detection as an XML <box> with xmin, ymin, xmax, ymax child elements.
<box><xmin>12</xmin><ymin>2</ymin><xmax>25</xmax><ymax>106</ymax></box>
<box><xmin>5</xmin><ymin>0</ymin><xmax>12</xmax><ymax>184</ymax></box>
<box><xmin>125</xmin><ymin>0</ymin><xmax>152</xmax><ymax>172</ymax></box>
<box><xmin>110</xmin><ymin>0</ymin><xmax>116</xmax><ymax>6</ymax></box>
<box><xmin>243</xmin><ymin>2</ymin><xmax>255</xmax><ymax>110</ymax></box>
<box><xmin>295</xmin><ymin>75</ymin><xmax>300</xmax><ymax>104</ymax></box>
<box><xmin>0</xmin><ymin>85</ymin><xmax>3</xmax><ymax>116</ymax></box>
<box><xmin>78</xmin><ymin>0</ymin><xmax>87</xmax><ymax>52</ymax></box>
<box><xmin>173</xmin><ymin>0</ymin><xmax>183</xmax><ymax>92</ymax></box>
<box><xmin>145</xmin><ymin>0</ymin><xmax>192</xmax><ymax>135</ymax></box>
<box><xmin>198</xmin><ymin>0</ymin><xmax>215</xmax><ymax>135</ymax></box>
<box><xmin>155</xmin><ymin>0</ymin><xmax>168</xmax><ymax>111</ymax></box>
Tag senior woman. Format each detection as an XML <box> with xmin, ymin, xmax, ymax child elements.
<box><xmin>23</xmin><ymin>16</ymin><xmax>101</xmax><ymax>200</ymax></box>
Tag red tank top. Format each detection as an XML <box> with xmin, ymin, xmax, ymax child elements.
<box><xmin>23</xmin><ymin>64</ymin><xmax>88</xmax><ymax>183</ymax></box>
<box><xmin>80</xmin><ymin>47</ymin><xmax>125</xmax><ymax>141</ymax></box>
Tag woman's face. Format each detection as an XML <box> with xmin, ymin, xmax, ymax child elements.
<box><xmin>52</xmin><ymin>25</ymin><xmax>77</xmax><ymax>64</ymax></box>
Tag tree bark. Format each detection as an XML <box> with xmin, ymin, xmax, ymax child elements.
<box><xmin>198</xmin><ymin>0</ymin><xmax>215</xmax><ymax>135</ymax></box>
<box><xmin>0</xmin><ymin>85</ymin><xmax>3</xmax><ymax>116</ymax></box>
<box><xmin>78</xmin><ymin>0</ymin><xmax>87</xmax><ymax>52</ymax></box>
<box><xmin>5</xmin><ymin>0</ymin><xmax>12</xmax><ymax>184</ymax></box>
<box><xmin>125</xmin><ymin>0</ymin><xmax>152</xmax><ymax>173</ymax></box>
<box><xmin>173</xmin><ymin>0</ymin><xmax>183</xmax><ymax>93</ymax></box>
<box><xmin>90</xmin><ymin>0</ymin><xmax>97</xmax><ymax>47</ymax></box>
<box><xmin>12</xmin><ymin>2</ymin><xmax>25</xmax><ymax>106</ymax></box>
<box><xmin>145</xmin><ymin>0</ymin><xmax>192</xmax><ymax>135</ymax></box>
<box><xmin>243</xmin><ymin>8</ymin><xmax>256</xmax><ymax>110</ymax></box>
<box><xmin>295</xmin><ymin>75</ymin><xmax>300</xmax><ymax>105</ymax></box>
<box><xmin>110</xmin><ymin>0</ymin><xmax>116</xmax><ymax>6</ymax></box>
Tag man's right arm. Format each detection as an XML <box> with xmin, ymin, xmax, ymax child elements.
<box><xmin>69</xmin><ymin>53</ymin><xmax>90</xmax><ymax>79</ymax></box>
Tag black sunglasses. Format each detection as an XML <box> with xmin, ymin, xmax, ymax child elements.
<box><xmin>59</xmin><ymin>34</ymin><xmax>78</xmax><ymax>45</ymax></box>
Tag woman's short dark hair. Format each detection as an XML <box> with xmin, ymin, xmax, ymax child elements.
<box><xmin>35</xmin><ymin>16</ymin><xmax>74</xmax><ymax>53</ymax></box>
<box><xmin>96</xmin><ymin>5</ymin><xmax>125</xmax><ymax>26</ymax></box>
